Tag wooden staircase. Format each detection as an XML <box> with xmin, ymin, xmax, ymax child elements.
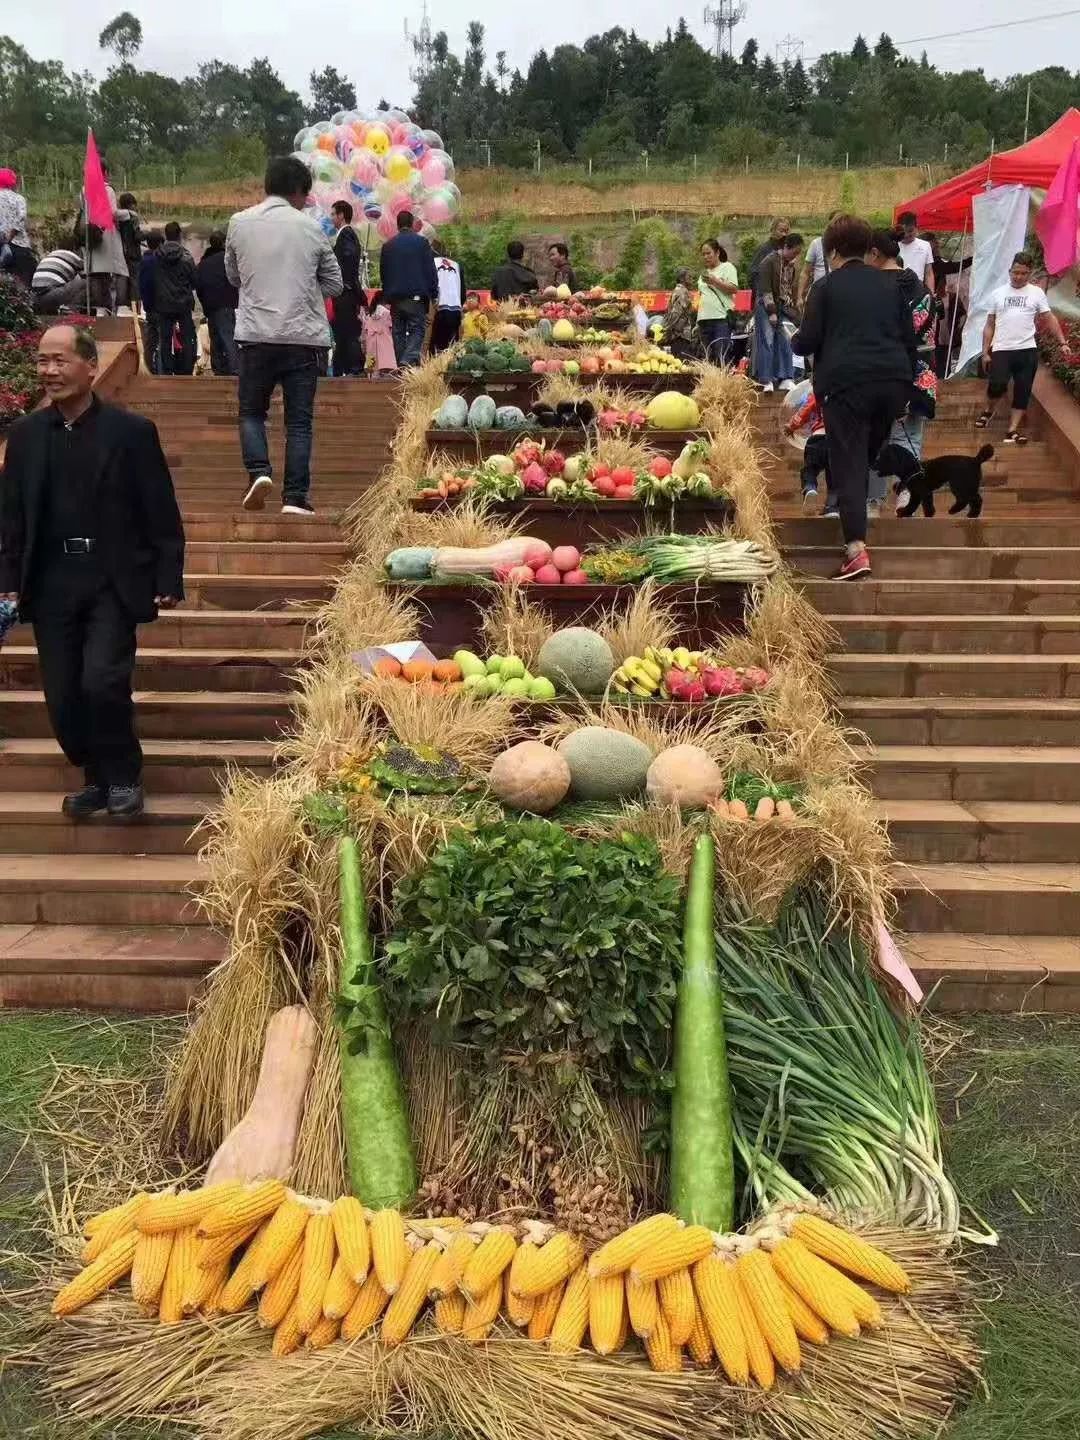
<box><xmin>0</xmin><ymin>375</ymin><xmax>398</xmax><ymax>1010</ymax></box>
<box><xmin>762</xmin><ymin>381</ymin><xmax>1080</xmax><ymax>1011</ymax></box>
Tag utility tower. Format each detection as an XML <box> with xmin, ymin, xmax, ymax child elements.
<box><xmin>703</xmin><ymin>0</ymin><xmax>746</xmax><ymax>59</ymax></box>
<box><xmin>404</xmin><ymin>1</ymin><xmax>434</xmax><ymax>86</ymax></box>
<box><xmin>775</xmin><ymin>34</ymin><xmax>804</xmax><ymax>64</ymax></box>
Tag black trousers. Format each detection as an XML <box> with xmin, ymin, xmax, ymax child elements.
<box><xmin>331</xmin><ymin>291</ymin><xmax>363</xmax><ymax>376</ymax></box>
<box><xmin>159</xmin><ymin>311</ymin><xmax>197</xmax><ymax>375</ymax></box>
<box><xmin>31</xmin><ymin>559</ymin><xmax>142</xmax><ymax>788</ymax></box>
<box><xmin>431</xmin><ymin>308</ymin><xmax>462</xmax><ymax>354</ymax></box>
<box><xmin>821</xmin><ymin>382</ymin><xmax>909</xmax><ymax>545</ymax></box>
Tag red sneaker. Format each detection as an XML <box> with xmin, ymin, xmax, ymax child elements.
<box><xmin>834</xmin><ymin>549</ymin><xmax>871</xmax><ymax>581</ymax></box>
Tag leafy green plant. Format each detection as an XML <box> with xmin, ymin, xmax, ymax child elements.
<box><xmin>381</xmin><ymin>819</ymin><xmax>683</xmax><ymax>1097</ymax></box>
<box><xmin>0</xmin><ymin>274</ymin><xmax>36</xmax><ymax>332</ymax></box>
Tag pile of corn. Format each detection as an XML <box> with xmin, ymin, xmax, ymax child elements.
<box><xmin>55</xmin><ymin>1185</ymin><xmax>911</xmax><ymax>1382</ymax></box>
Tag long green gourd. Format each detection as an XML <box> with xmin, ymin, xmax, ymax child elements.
<box><xmin>669</xmin><ymin>832</ymin><xmax>735</xmax><ymax>1231</ymax></box>
<box><xmin>337</xmin><ymin>835</ymin><xmax>417</xmax><ymax>1208</ymax></box>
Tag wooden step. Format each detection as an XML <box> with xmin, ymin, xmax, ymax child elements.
<box><xmin>182</xmin><ymin>541</ymin><xmax>347</xmax><ymax>576</ymax></box>
<box><xmin>827</xmin><ymin>613</ymin><xmax>1080</xmax><ymax>655</ymax></box>
<box><xmin>0</xmin><ymin>792</ymin><xmax>208</xmax><ymax>855</ymax></box>
<box><xmin>831</xmin><ymin>652</ymin><xmax>1080</xmax><ymax>698</ymax></box>
<box><xmin>859</xmin><ymin>745</ymin><xmax>1080</xmax><ymax>801</ymax></box>
<box><xmin>904</xmin><ymin>933</ymin><xmax>1080</xmax><ymax>1012</ymax></box>
<box><xmin>843</xmin><ymin>697</ymin><xmax>1080</xmax><ymax>746</ymax></box>
<box><xmin>182</xmin><ymin>573</ymin><xmax>331</xmax><ymax>609</ymax></box>
<box><xmin>791</xmin><ymin>546</ymin><xmax>1080</xmax><ymax>580</ymax></box>
<box><xmin>804</xmin><ymin>578</ymin><xmax>1080</xmax><ymax>616</ymax></box>
<box><xmin>0</xmin><ymin>647</ymin><xmax>300</xmax><ymax>693</ymax></box>
<box><xmin>0</xmin><ymin>690</ymin><xmax>292</xmax><ymax>740</ymax></box>
<box><xmin>779</xmin><ymin>517</ymin><xmax>1080</xmax><ymax>548</ymax></box>
<box><xmin>0</xmin><ymin>738</ymin><xmax>274</xmax><ymax>792</ymax></box>
<box><xmin>0</xmin><ymin>854</ymin><xmax>204</xmax><ymax>925</ymax></box>
<box><xmin>10</xmin><ymin>609</ymin><xmax>312</xmax><ymax>651</ymax></box>
<box><xmin>0</xmin><ymin>922</ymin><xmax>223</xmax><ymax>1011</ymax></box>
<box><xmin>182</xmin><ymin>514</ymin><xmax>345</xmax><ymax>542</ymax></box>
<box><xmin>881</xmin><ymin>798</ymin><xmax>1080</xmax><ymax>864</ymax></box>
<box><xmin>895</xmin><ymin>863</ymin><xmax>1080</xmax><ymax>934</ymax></box>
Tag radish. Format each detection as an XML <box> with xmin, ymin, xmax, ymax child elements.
<box><xmin>562</xmin><ymin>569</ymin><xmax>589</xmax><ymax>585</ymax></box>
<box><xmin>533</xmin><ymin>563</ymin><xmax>563</xmax><ymax>584</ymax></box>
<box><xmin>522</xmin><ymin>540</ymin><xmax>553</xmax><ymax>568</ymax></box>
<box><xmin>551</xmin><ymin>545</ymin><xmax>581</xmax><ymax>572</ymax></box>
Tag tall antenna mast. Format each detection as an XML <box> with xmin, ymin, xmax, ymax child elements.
<box><xmin>404</xmin><ymin>1</ymin><xmax>434</xmax><ymax>86</ymax></box>
<box><xmin>703</xmin><ymin>0</ymin><xmax>746</xmax><ymax>59</ymax></box>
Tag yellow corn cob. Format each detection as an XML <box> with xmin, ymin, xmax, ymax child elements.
<box><xmin>644</xmin><ymin>1308</ymin><xmax>682</xmax><ymax>1373</ymax></box>
<box><xmin>272</xmin><ymin>1300</ymin><xmax>304</xmax><ymax>1357</ymax></box>
<box><xmin>504</xmin><ymin>1259</ymin><xmax>535</xmax><ymax>1327</ymax></box>
<box><xmin>218</xmin><ymin>1236</ymin><xmax>266</xmax><ymax>1315</ymax></box>
<box><xmin>625</xmin><ymin>1274</ymin><xmax>659</xmax><ymax>1339</ymax></box>
<box><xmin>331</xmin><ymin>1196</ymin><xmax>370</xmax><ymax>1284</ymax></box>
<box><xmin>82</xmin><ymin>1193</ymin><xmax>147</xmax><ymax>1264</ymax></box>
<box><xmin>369</xmin><ymin>1209</ymin><xmax>408</xmax><ymax>1295</ymax></box>
<box><xmin>687</xmin><ymin>1302</ymin><xmax>714</xmax><ymax>1366</ymax></box>
<box><xmin>737</xmin><ymin>1251</ymin><xmax>802</xmax><ymax>1375</ymax></box>
<box><xmin>429</xmin><ymin>1230</ymin><xmax>477</xmax><ymax>1299</ymax></box>
<box><xmin>613</xmin><ymin>1295</ymin><xmax>630</xmax><ymax>1353</ymax></box>
<box><xmin>202</xmin><ymin>1268</ymin><xmax>231</xmax><ymax>1317</ymax></box>
<box><xmin>434</xmin><ymin>1290</ymin><xmax>466</xmax><ymax>1335</ymax></box>
<box><xmin>691</xmin><ymin>1255</ymin><xmax>748</xmax><ymax>1385</ymax></box>
<box><xmin>237</xmin><ymin>1196</ymin><xmax>310</xmax><ymax>1289</ymax></box>
<box><xmin>733</xmin><ymin>1267</ymin><xmax>776</xmax><ymax>1391</ymax></box>
<box><xmin>381</xmin><ymin>1242</ymin><xmax>440</xmax><ymax>1346</ymax></box>
<box><xmin>323</xmin><ymin>1255</ymin><xmax>361</xmax><ymax>1320</ymax></box>
<box><xmin>778</xmin><ymin>1276</ymin><xmax>830</xmax><ymax>1346</ymax></box>
<box><xmin>137</xmin><ymin>1183</ymin><xmax>243</xmax><ymax>1236</ymax></box>
<box><xmin>341</xmin><ymin>1270</ymin><xmax>391</xmax><ymax>1340</ymax></box>
<box><xmin>52</xmin><ymin>1229</ymin><xmax>139</xmax><ymax>1317</ymax></box>
<box><xmin>259</xmin><ymin>1244</ymin><xmax>305</xmax><ymax>1329</ymax></box>
<box><xmin>130</xmin><ymin>1230</ymin><xmax>173</xmax><ymax>1308</ymax></box>
<box><xmin>527</xmin><ymin>1279</ymin><xmax>565</xmax><ymax>1341</ymax></box>
<box><xmin>588</xmin><ymin>1273</ymin><xmax>625</xmax><ymax>1355</ymax></box>
<box><xmin>658</xmin><ymin>1268</ymin><xmax>696</xmax><ymax>1346</ymax></box>
<box><xmin>83</xmin><ymin>1197</ymin><xmax>139</xmax><ymax>1241</ymax></box>
<box><xmin>588</xmin><ymin>1213</ymin><xmax>679</xmax><ymax>1279</ymax></box>
<box><xmin>158</xmin><ymin>1225</ymin><xmax>196</xmax><ymax>1325</ymax></box>
<box><xmin>823</xmin><ymin>1263</ymin><xmax>884</xmax><ymax>1329</ymax></box>
<box><xmin>462</xmin><ymin>1278</ymin><xmax>503</xmax><ymax>1343</ymax></box>
<box><xmin>197</xmin><ymin>1180</ymin><xmax>286</xmax><ymax>1239</ymax></box>
<box><xmin>768</xmin><ymin>1238</ymin><xmax>861</xmax><ymax>1339</ymax></box>
<box><xmin>791</xmin><ymin>1215</ymin><xmax>911</xmax><ymax>1295</ymax></box>
<box><xmin>185</xmin><ymin>1257</ymin><xmax>228</xmax><ymax>1315</ymax></box>
<box><xmin>630</xmin><ymin>1225</ymin><xmax>715</xmax><ymax>1284</ymax></box>
<box><xmin>513</xmin><ymin>1232</ymin><xmax>585</xmax><ymax>1298</ymax></box>
<box><xmin>296</xmin><ymin>1211</ymin><xmax>336</xmax><ymax>1334</ymax></box>
<box><xmin>549</xmin><ymin>1264</ymin><xmax>590</xmax><ymax>1355</ymax></box>
<box><xmin>195</xmin><ymin>1218</ymin><xmax>262</xmax><ymax>1271</ymax></box>
<box><xmin>461</xmin><ymin>1227</ymin><xmax>517</xmax><ymax>1302</ymax></box>
<box><xmin>306</xmin><ymin>1314</ymin><xmax>341</xmax><ymax>1351</ymax></box>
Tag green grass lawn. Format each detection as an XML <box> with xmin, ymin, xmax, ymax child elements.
<box><xmin>2</xmin><ymin>1010</ymin><xmax>1078</xmax><ymax>1439</ymax></box>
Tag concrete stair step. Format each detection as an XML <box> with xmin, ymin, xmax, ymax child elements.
<box><xmin>827</xmin><ymin>613</ymin><xmax>1080</xmax><ymax>655</ymax></box>
<box><xmin>791</xmin><ymin>546</ymin><xmax>1080</xmax><ymax>580</ymax></box>
<box><xmin>904</xmin><ymin>932</ymin><xmax>1080</xmax><ymax>1012</ymax></box>
<box><xmin>0</xmin><ymin>690</ymin><xmax>293</xmax><ymax>740</ymax></box>
<box><xmin>860</xmin><ymin>744</ymin><xmax>1080</xmax><ymax>800</ymax></box>
<box><xmin>805</xmin><ymin>578</ymin><xmax>1080</xmax><ymax>616</ymax></box>
<box><xmin>0</xmin><ymin>792</ymin><xmax>208</xmax><ymax>855</ymax></box>
<box><xmin>0</xmin><ymin>854</ymin><xmax>204</xmax><ymax>925</ymax></box>
<box><xmin>881</xmin><ymin>798</ymin><xmax>1080</xmax><ymax>864</ymax></box>
<box><xmin>843</xmin><ymin>697</ymin><xmax>1080</xmax><ymax>746</ymax></box>
<box><xmin>0</xmin><ymin>922</ymin><xmax>224</xmax><ymax>1010</ymax></box>
<box><xmin>0</xmin><ymin>737</ymin><xmax>275</xmax><ymax>792</ymax></box>
<box><xmin>831</xmin><ymin>652</ymin><xmax>1080</xmax><ymax>699</ymax></box>
<box><xmin>1</xmin><ymin>647</ymin><xmax>299</xmax><ymax>693</ymax></box>
<box><xmin>895</xmin><ymin>863</ymin><xmax>1080</xmax><ymax>934</ymax></box>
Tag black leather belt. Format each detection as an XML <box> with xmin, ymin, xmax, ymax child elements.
<box><xmin>61</xmin><ymin>538</ymin><xmax>96</xmax><ymax>553</ymax></box>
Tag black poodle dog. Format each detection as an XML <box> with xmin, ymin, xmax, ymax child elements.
<box><xmin>879</xmin><ymin>443</ymin><xmax>994</xmax><ymax>518</ymax></box>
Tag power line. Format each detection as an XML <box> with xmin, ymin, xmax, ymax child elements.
<box><xmin>801</xmin><ymin>6</ymin><xmax>1080</xmax><ymax>66</ymax></box>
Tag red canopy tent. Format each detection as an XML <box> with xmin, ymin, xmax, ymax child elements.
<box><xmin>894</xmin><ymin>109</ymin><xmax>1080</xmax><ymax>232</ymax></box>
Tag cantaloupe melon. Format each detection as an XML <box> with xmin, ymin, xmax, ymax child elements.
<box><xmin>551</xmin><ymin>318</ymin><xmax>576</xmax><ymax>343</ymax></box>
<box><xmin>646</xmin><ymin>745</ymin><xmax>724</xmax><ymax>810</ymax></box>
<box><xmin>557</xmin><ymin>727</ymin><xmax>652</xmax><ymax>800</ymax></box>
<box><xmin>488</xmin><ymin>741</ymin><xmax>571</xmax><ymax>813</ymax></box>
<box><xmin>536</xmin><ymin>628</ymin><xmax>614</xmax><ymax>696</ymax></box>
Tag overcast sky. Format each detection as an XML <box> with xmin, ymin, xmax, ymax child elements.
<box><xmin>6</xmin><ymin>2</ymin><xmax>1077</xmax><ymax>116</ymax></box>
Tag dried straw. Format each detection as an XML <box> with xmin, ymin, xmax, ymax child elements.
<box><xmin>594</xmin><ymin>579</ymin><xmax>680</xmax><ymax>663</ymax></box>
<box><xmin>479</xmin><ymin>584</ymin><xmax>555</xmax><ymax>669</ymax></box>
<box><xmin>692</xmin><ymin>363</ymin><xmax>757</xmax><ymax>432</ymax></box>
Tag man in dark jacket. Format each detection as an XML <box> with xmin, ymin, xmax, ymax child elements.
<box><xmin>155</xmin><ymin>221</ymin><xmax>198</xmax><ymax>376</ymax></box>
<box><xmin>137</xmin><ymin>231</ymin><xmax>162</xmax><ymax>374</ymax></box>
<box><xmin>378</xmin><ymin>211</ymin><xmax>438</xmax><ymax>368</ymax></box>
<box><xmin>195</xmin><ymin>230</ymin><xmax>239</xmax><ymax>375</ymax></box>
<box><xmin>0</xmin><ymin>326</ymin><xmax>184</xmax><ymax>818</ymax></box>
<box><xmin>548</xmin><ymin>242</ymin><xmax>577</xmax><ymax>294</ymax></box>
<box><xmin>491</xmin><ymin>241</ymin><xmax>539</xmax><ymax>302</ymax></box>
<box><xmin>330</xmin><ymin>200</ymin><xmax>364</xmax><ymax>376</ymax></box>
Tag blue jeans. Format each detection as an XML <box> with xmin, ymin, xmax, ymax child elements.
<box><xmin>207</xmin><ymin>307</ymin><xmax>238</xmax><ymax>376</ymax></box>
<box><xmin>237</xmin><ymin>343</ymin><xmax>320</xmax><ymax>503</ymax></box>
<box><xmin>697</xmin><ymin>318</ymin><xmax>731</xmax><ymax>364</ymax></box>
<box><xmin>751</xmin><ymin>301</ymin><xmax>794</xmax><ymax>385</ymax></box>
<box><xmin>391</xmin><ymin>300</ymin><xmax>428</xmax><ymax>367</ymax></box>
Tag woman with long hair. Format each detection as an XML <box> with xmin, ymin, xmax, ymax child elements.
<box><xmin>696</xmin><ymin>239</ymin><xmax>738</xmax><ymax>363</ymax></box>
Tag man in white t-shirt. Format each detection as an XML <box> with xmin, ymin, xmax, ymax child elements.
<box><xmin>798</xmin><ymin>211</ymin><xmax>840</xmax><ymax>307</ymax></box>
<box><xmin>896</xmin><ymin>212</ymin><xmax>935</xmax><ymax>290</ymax></box>
<box><xmin>977</xmin><ymin>251</ymin><xmax>1066</xmax><ymax>443</ymax></box>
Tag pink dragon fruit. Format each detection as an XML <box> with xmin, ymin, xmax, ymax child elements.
<box><xmin>702</xmin><ymin>666</ymin><xmax>744</xmax><ymax>698</ymax></box>
<box><xmin>521</xmin><ymin>462</ymin><xmax>549</xmax><ymax>494</ymax></box>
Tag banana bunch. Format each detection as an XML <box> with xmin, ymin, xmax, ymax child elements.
<box><xmin>612</xmin><ymin>646</ymin><xmax>707</xmax><ymax>698</ymax></box>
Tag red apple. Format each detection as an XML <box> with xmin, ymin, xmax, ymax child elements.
<box><xmin>531</xmin><ymin>359</ymin><xmax>547</xmax><ymax>374</ymax></box>
<box><xmin>551</xmin><ymin>545</ymin><xmax>581</xmax><ymax>572</ymax></box>
<box><xmin>533</xmin><ymin>563</ymin><xmax>563</xmax><ymax>584</ymax></box>
<box><xmin>522</xmin><ymin>540</ymin><xmax>553</xmax><ymax>569</ymax></box>
<box><xmin>561</xmin><ymin>568</ymin><xmax>589</xmax><ymax>585</ymax></box>
<box><xmin>506</xmin><ymin>565</ymin><xmax>535</xmax><ymax>584</ymax></box>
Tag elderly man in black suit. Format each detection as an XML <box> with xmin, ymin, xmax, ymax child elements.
<box><xmin>0</xmin><ymin>325</ymin><xmax>185</xmax><ymax>818</ymax></box>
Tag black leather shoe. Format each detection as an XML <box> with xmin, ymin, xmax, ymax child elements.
<box><xmin>106</xmin><ymin>784</ymin><xmax>145</xmax><ymax>818</ymax></box>
<box><xmin>62</xmin><ymin>784</ymin><xmax>108</xmax><ymax>819</ymax></box>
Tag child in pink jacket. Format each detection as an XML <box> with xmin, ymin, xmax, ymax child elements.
<box><xmin>363</xmin><ymin>291</ymin><xmax>396</xmax><ymax>375</ymax></box>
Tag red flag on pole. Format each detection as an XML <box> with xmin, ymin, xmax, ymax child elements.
<box><xmin>83</xmin><ymin>128</ymin><xmax>115</xmax><ymax>231</ymax></box>
<box><xmin>1036</xmin><ymin>138</ymin><xmax>1080</xmax><ymax>276</ymax></box>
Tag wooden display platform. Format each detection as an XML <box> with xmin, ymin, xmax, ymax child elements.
<box><xmin>409</xmin><ymin>495</ymin><xmax>734</xmax><ymax>547</ymax></box>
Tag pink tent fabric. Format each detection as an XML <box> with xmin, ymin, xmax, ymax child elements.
<box><xmin>83</xmin><ymin>129</ymin><xmax>115</xmax><ymax>231</ymax></box>
<box><xmin>895</xmin><ymin>109</ymin><xmax>1080</xmax><ymax>232</ymax></box>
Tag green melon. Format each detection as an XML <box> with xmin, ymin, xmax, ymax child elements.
<box><xmin>535</xmin><ymin>628</ymin><xmax>614</xmax><ymax>697</ymax></box>
<box><xmin>557</xmin><ymin>727</ymin><xmax>653</xmax><ymax>800</ymax></box>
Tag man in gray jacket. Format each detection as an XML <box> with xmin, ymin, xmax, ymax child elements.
<box><xmin>225</xmin><ymin>157</ymin><xmax>342</xmax><ymax>515</ymax></box>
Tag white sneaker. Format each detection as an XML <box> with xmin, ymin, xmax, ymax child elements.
<box><xmin>242</xmin><ymin>476</ymin><xmax>273</xmax><ymax>511</ymax></box>
<box><xmin>282</xmin><ymin>500</ymin><xmax>316</xmax><ymax>516</ymax></box>
<box><xmin>760</xmin><ymin>383</ymin><xmax>775</xmax><ymax>393</ymax></box>
<box><xmin>779</xmin><ymin>379</ymin><xmax>795</xmax><ymax>392</ymax></box>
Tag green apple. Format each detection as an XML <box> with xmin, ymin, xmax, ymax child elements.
<box><xmin>501</xmin><ymin>656</ymin><xmax>525</xmax><ymax>680</ymax></box>
<box><xmin>529</xmin><ymin>676</ymin><xmax>557</xmax><ymax>700</ymax></box>
<box><xmin>454</xmin><ymin>649</ymin><xmax>486</xmax><ymax>678</ymax></box>
<box><xmin>463</xmin><ymin>672</ymin><xmax>489</xmax><ymax>695</ymax></box>
<box><xmin>485</xmin><ymin>654</ymin><xmax>505</xmax><ymax>674</ymax></box>
<box><xmin>563</xmin><ymin>360</ymin><xmax>580</xmax><ymax>376</ymax></box>
<box><xmin>486</xmin><ymin>673</ymin><xmax>504</xmax><ymax>693</ymax></box>
<box><xmin>501</xmin><ymin>678</ymin><xmax>529</xmax><ymax>698</ymax></box>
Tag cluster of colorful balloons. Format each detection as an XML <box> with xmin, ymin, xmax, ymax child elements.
<box><xmin>294</xmin><ymin>107</ymin><xmax>460</xmax><ymax>243</ymax></box>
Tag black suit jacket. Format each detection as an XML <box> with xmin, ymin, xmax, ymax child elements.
<box><xmin>0</xmin><ymin>401</ymin><xmax>185</xmax><ymax>624</ymax></box>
